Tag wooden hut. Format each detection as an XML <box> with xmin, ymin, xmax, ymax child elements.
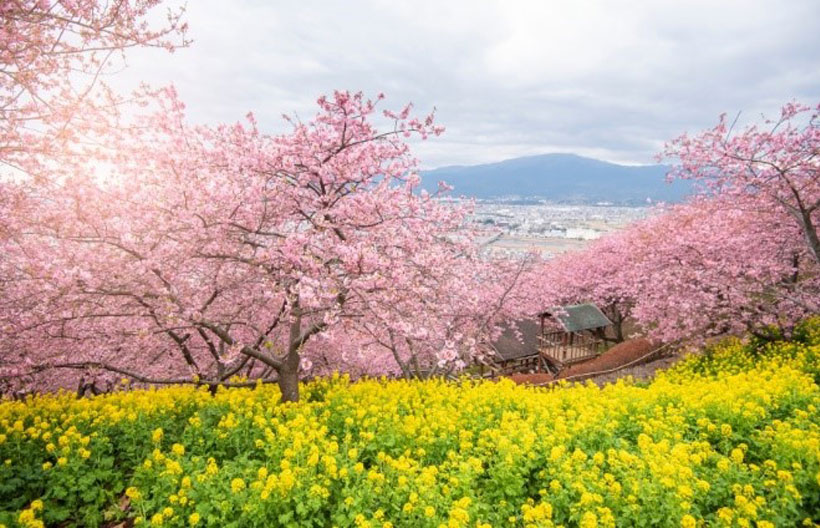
<box><xmin>539</xmin><ymin>303</ymin><xmax>612</xmax><ymax>367</ymax></box>
<box><xmin>487</xmin><ymin>319</ymin><xmax>547</xmax><ymax>375</ymax></box>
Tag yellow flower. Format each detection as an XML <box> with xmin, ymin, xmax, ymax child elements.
<box><xmin>231</xmin><ymin>478</ymin><xmax>246</xmax><ymax>493</ymax></box>
<box><xmin>717</xmin><ymin>508</ymin><xmax>733</xmax><ymax>523</ymax></box>
<box><xmin>171</xmin><ymin>443</ymin><xmax>185</xmax><ymax>456</ymax></box>
<box><xmin>150</xmin><ymin>513</ymin><xmax>164</xmax><ymax>526</ymax></box>
<box><xmin>279</xmin><ymin>469</ymin><xmax>295</xmax><ymax>492</ymax></box>
<box><xmin>731</xmin><ymin>448</ymin><xmax>744</xmax><ymax>464</ymax></box>
<box><xmin>189</xmin><ymin>513</ymin><xmax>200</xmax><ymax>526</ymax></box>
<box><xmin>126</xmin><ymin>487</ymin><xmax>142</xmax><ymax>501</ymax></box>
<box><xmin>681</xmin><ymin>514</ymin><xmax>696</xmax><ymax>528</ymax></box>
<box><xmin>580</xmin><ymin>512</ymin><xmax>598</xmax><ymax>528</ymax></box>
<box><xmin>57</xmin><ymin>457</ymin><xmax>68</xmax><ymax>467</ymax></box>
<box><xmin>309</xmin><ymin>484</ymin><xmax>329</xmax><ymax>499</ymax></box>
<box><xmin>18</xmin><ymin>508</ymin><xmax>44</xmax><ymax>528</ymax></box>
<box><xmin>152</xmin><ymin>428</ymin><xmax>164</xmax><ymax>444</ymax></box>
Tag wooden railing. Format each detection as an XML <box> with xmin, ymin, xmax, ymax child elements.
<box><xmin>486</xmin><ymin>353</ymin><xmax>550</xmax><ymax>377</ymax></box>
<box><xmin>539</xmin><ymin>331</ymin><xmax>603</xmax><ymax>365</ymax></box>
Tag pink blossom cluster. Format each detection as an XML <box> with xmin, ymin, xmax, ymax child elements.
<box><xmin>1</xmin><ymin>1</ymin><xmax>189</xmax><ymax>181</ymax></box>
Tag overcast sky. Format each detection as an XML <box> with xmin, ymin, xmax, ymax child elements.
<box><xmin>116</xmin><ymin>0</ymin><xmax>820</xmax><ymax>168</ymax></box>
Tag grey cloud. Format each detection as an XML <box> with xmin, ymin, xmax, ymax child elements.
<box><xmin>115</xmin><ymin>0</ymin><xmax>820</xmax><ymax>167</ymax></box>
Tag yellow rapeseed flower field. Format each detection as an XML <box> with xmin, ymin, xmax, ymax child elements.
<box><xmin>1</xmin><ymin>319</ymin><xmax>819</xmax><ymax>527</ymax></box>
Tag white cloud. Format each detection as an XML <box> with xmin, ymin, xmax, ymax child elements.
<box><xmin>115</xmin><ymin>0</ymin><xmax>820</xmax><ymax>167</ymax></box>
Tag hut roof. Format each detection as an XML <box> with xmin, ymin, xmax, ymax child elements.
<box><xmin>542</xmin><ymin>303</ymin><xmax>612</xmax><ymax>333</ymax></box>
<box><xmin>490</xmin><ymin>319</ymin><xmax>540</xmax><ymax>361</ymax></box>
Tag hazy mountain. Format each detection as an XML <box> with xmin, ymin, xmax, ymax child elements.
<box><xmin>421</xmin><ymin>153</ymin><xmax>691</xmax><ymax>204</ymax></box>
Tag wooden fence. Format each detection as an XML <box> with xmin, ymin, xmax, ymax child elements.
<box><xmin>539</xmin><ymin>331</ymin><xmax>603</xmax><ymax>366</ymax></box>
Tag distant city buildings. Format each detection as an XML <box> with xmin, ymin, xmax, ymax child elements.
<box><xmin>470</xmin><ymin>201</ymin><xmax>648</xmax><ymax>257</ymax></box>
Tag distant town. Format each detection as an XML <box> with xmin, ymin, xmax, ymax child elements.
<box><xmin>471</xmin><ymin>200</ymin><xmax>648</xmax><ymax>256</ymax></box>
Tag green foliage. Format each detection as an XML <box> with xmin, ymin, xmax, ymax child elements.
<box><xmin>1</xmin><ymin>319</ymin><xmax>819</xmax><ymax>527</ymax></box>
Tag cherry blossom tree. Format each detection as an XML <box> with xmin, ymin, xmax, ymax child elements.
<box><xmin>1</xmin><ymin>89</ymin><xmax>523</xmax><ymax>401</ymax></box>
<box><xmin>0</xmin><ymin>1</ymin><xmax>531</xmax><ymax>401</ymax></box>
<box><xmin>630</xmin><ymin>199</ymin><xmax>817</xmax><ymax>343</ymax></box>
<box><xmin>535</xmin><ymin>198</ymin><xmax>818</xmax><ymax>346</ymax></box>
<box><xmin>663</xmin><ymin>101</ymin><xmax>820</xmax><ymax>263</ymax></box>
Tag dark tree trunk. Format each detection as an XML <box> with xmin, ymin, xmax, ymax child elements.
<box><xmin>601</xmin><ymin>303</ymin><xmax>626</xmax><ymax>343</ymax></box>
<box><xmin>277</xmin><ymin>362</ymin><xmax>299</xmax><ymax>403</ymax></box>
<box><xmin>278</xmin><ymin>315</ymin><xmax>304</xmax><ymax>403</ymax></box>
<box><xmin>800</xmin><ymin>208</ymin><xmax>820</xmax><ymax>264</ymax></box>
<box><xmin>612</xmin><ymin>314</ymin><xmax>624</xmax><ymax>343</ymax></box>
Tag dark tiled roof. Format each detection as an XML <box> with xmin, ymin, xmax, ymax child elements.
<box><xmin>545</xmin><ymin>303</ymin><xmax>612</xmax><ymax>332</ymax></box>
<box><xmin>491</xmin><ymin>319</ymin><xmax>540</xmax><ymax>361</ymax></box>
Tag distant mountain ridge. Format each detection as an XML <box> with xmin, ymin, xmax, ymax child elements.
<box><xmin>421</xmin><ymin>153</ymin><xmax>691</xmax><ymax>204</ymax></box>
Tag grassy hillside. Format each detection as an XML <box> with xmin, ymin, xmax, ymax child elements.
<box><xmin>1</xmin><ymin>320</ymin><xmax>818</xmax><ymax>527</ymax></box>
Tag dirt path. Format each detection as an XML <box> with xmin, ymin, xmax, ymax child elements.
<box><xmin>507</xmin><ymin>338</ymin><xmax>681</xmax><ymax>387</ymax></box>
<box><xmin>557</xmin><ymin>338</ymin><xmax>655</xmax><ymax>379</ymax></box>
<box><xmin>583</xmin><ymin>355</ymin><xmax>680</xmax><ymax>386</ymax></box>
